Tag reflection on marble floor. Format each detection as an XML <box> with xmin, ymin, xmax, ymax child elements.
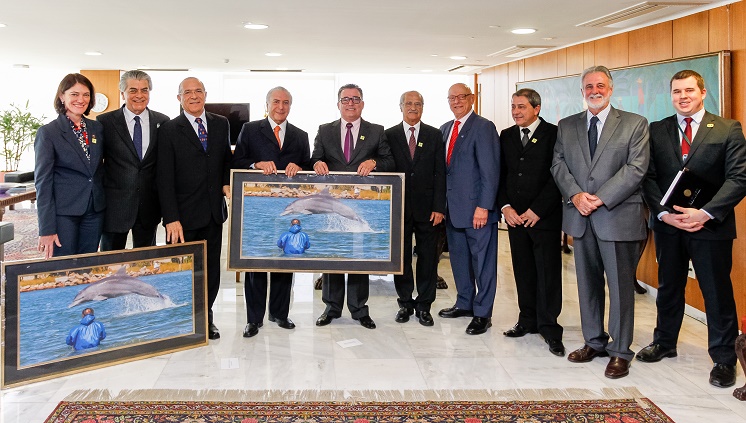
<box><xmin>3</xmin><ymin>230</ymin><xmax>746</xmax><ymax>423</ymax></box>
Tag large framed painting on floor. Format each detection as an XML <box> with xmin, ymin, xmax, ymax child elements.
<box><xmin>1</xmin><ymin>242</ymin><xmax>207</xmax><ymax>388</ymax></box>
<box><xmin>228</xmin><ymin>170</ymin><xmax>404</xmax><ymax>274</ymax></box>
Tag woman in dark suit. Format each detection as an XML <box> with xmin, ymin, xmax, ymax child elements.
<box><xmin>35</xmin><ymin>73</ymin><xmax>106</xmax><ymax>258</ymax></box>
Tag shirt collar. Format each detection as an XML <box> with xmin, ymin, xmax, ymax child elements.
<box><xmin>677</xmin><ymin>108</ymin><xmax>706</xmax><ymax>125</ymax></box>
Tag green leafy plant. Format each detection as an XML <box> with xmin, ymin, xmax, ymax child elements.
<box><xmin>0</xmin><ymin>101</ymin><xmax>44</xmax><ymax>172</ymax></box>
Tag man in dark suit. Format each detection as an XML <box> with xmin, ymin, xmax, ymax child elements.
<box><xmin>98</xmin><ymin>70</ymin><xmax>169</xmax><ymax>251</ymax></box>
<box><xmin>311</xmin><ymin>83</ymin><xmax>394</xmax><ymax>330</ymax></box>
<box><xmin>437</xmin><ymin>83</ymin><xmax>500</xmax><ymax>336</ymax></box>
<box><xmin>157</xmin><ymin>77</ymin><xmax>232</xmax><ymax>340</ymax></box>
<box><xmin>498</xmin><ymin>88</ymin><xmax>564</xmax><ymax>356</ymax></box>
<box><xmin>638</xmin><ymin>70</ymin><xmax>746</xmax><ymax>388</ymax></box>
<box><xmin>551</xmin><ymin>65</ymin><xmax>649</xmax><ymax>379</ymax></box>
<box><xmin>385</xmin><ymin>91</ymin><xmax>445</xmax><ymax>327</ymax></box>
<box><xmin>232</xmin><ymin>86</ymin><xmax>310</xmax><ymax>338</ymax></box>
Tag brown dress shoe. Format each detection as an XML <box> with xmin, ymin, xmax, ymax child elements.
<box><xmin>567</xmin><ymin>345</ymin><xmax>609</xmax><ymax>363</ymax></box>
<box><xmin>605</xmin><ymin>357</ymin><xmax>631</xmax><ymax>379</ymax></box>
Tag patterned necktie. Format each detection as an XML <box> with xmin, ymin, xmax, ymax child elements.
<box><xmin>682</xmin><ymin>117</ymin><xmax>693</xmax><ymax>159</ymax></box>
<box><xmin>446</xmin><ymin>120</ymin><xmax>461</xmax><ymax>165</ymax></box>
<box><xmin>521</xmin><ymin>127</ymin><xmax>530</xmax><ymax>147</ymax></box>
<box><xmin>344</xmin><ymin>122</ymin><xmax>353</xmax><ymax>162</ymax></box>
<box><xmin>195</xmin><ymin>117</ymin><xmax>207</xmax><ymax>151</ymax></box>
<box><xmin>133</xmin><ymin>115</ymin><xmax>143</xmax><ymax>160</ymax></box>
<box><xmin>274</xmin><ymin>125</ymin><xmax>282</xmax><ymax>149</ymax></box>
<box><xmin>588</xmin><ymin>115</ymin><xmax>599</xmax><ymax>159</ymax></box>
<box><xmin>408</xmin><ymin>127</ymin><xmax>416</xmax><ymax>159</ymax></box>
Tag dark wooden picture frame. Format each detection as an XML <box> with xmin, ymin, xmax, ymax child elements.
<box><xmin>228</xmin><ymin>170</ymin><xmax>404</xmax><ymax>274</ymax></box>
<box><xmin>1</xmin><ymin>241</ymin><xmax>207</xmax><ymax>388</ymax></box>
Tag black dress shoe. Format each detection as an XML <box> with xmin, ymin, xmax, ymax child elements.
<box><xmin>438</xmin><ymin>306</ymin><xmax>474</xmax><ymax>319</ymax></box>
<box><xmin>546</xmin><ymin>338</ymin><xmax>566</xmax><ymax>357</ymax></box>
<box><xmin>395</xmin><ymin>307</ymin><xmax>414</xmax><ymax>323</ymax></box>
<box><xmin>416</xmin><ymin>310</ymin><xmax>434</xmax><ymax>327</ymax></box>
<box><xmin>636</xmin><ymin>343</ymin><xmax>677</xmax><ymax>362</ymax></box>
<box><xmin>436</xmin><ymin>276</ymin><xmax>448</xmax><ymax>289</ymax></box>
<box><xmin>503</xmin><ymin>323</ymin><xmax>538</xmax><ymax>338</ymax></box>
<box><xmin>353</xmin><ymin>315</ymin><xmax>376</xmax><ymax>329</ymax></box>
<box><xmin>710</xmin><ymin>363</ymin><xmax>737</xmax><ymax>388</ymax></box>
<box><xmin>466</xmin><ymin>317</ymin><xmax>492</xmax><ymax>335</ymax></box>
<box><xmin>315</xmin><ymin>314</ymin><xmax>337</xmax><ymax>326</ymax></box>
<box><xmin>208</xmin><ymin>323</ymin><xmax>221</xmax><ymax>340</ymax></box>
<box><xmin>274</xmin><ymin>317</ymin><xmax>295</xmax><ymax>329</ymax></box>
<box><xmin>242</xmin><ymin>323</ymin><xmax>260</xmax><ymax>338</ymax></box>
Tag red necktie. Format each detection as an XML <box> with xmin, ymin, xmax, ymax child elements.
<box><xmin>274</xmin><ymin>125</ymin><xmax>282</xmax><ymax>149</ymax></box>
<box><xmin>408</xmin><ymin>127</ymin><xmax>416</xmax><ymax>159</ymax></box>
<box><xmin>446</xmin><ymin>120</ymin><xmax>461</xmax><ymax>165</ymax></box>
<box><xmin>682</xmin><ymin>117</ymin><xmax>692</xmax><ymax>159</ymax></box>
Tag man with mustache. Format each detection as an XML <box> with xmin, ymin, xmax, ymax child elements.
<box><xmin>551</xmin><ymin>65</ymin><xmax>650</xmax><ymax>379</ymax></box>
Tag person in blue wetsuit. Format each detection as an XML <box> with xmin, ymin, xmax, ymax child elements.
<box><xmin>277</xmin><ymin>218</ymin><xmax>310</xmax><ymax>254</ymax></box>
<box><xmin>66</xmin><ymin>307</ymin><xmax>106</xmax><ymax>350</ymax></box>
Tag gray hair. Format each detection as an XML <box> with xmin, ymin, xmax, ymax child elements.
<box><xmin>119</xmin><ymin>70</ymin><xmax>153</xmax><ymax>92</ymax></box>
<box><xmin>338</xmin><ymin>83</ymin><xmax>363</xmax><ymax>100</ymax></box>
<box><xmin>399</xmin><ymin>91</ymin><xmax>424</xmax><ymax>105</ymax></box>
<box><xmin>177</xmin><ymin>77</ymin><xmax>205</xmax><ymax>94</ymax></box>
<box><xmin>512</xmin><ymin>88</ymin><xmax>541</xmax><ymax>108</ymax></box>
<box><xmin>580</xmin><ymin>65</ymin><xmax>614</xmax><ymax>89</ymax></box>
<box><xmin>266</xmin><ymin>86</ymin><xmax>293</xmax><ymax>105</ymax></box>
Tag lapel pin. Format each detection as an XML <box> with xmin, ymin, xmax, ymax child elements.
<box><xmin>418</xmin><ymin>142</ymin><xmax>423</xmax><ymax>147</ymax></box>
<box><xmin>707</xmin><ymin>123</ymin><xmax>714</xmax><ymax>128</ymax></box>
<box><xmin>91</xmin><ymin>135</ymin><xmax>97</xmax><ymax>144</ymax></box>
<box><xmin>531</xmin><ymin>138</ymin><xmax>538</xmax><ymax>143</ymax></box>
<box><xmin>359</xmin><ymin>135</ymin><xmax>365</xmax><ymax>141</ymax></box>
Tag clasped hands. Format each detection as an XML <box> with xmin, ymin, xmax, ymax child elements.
<box><xmin>572</xmin><ymin>192</ymin><xmax>603</xmax><ymax>216</ymax></box>
<box><xmin>502</xmin><ymin>206</ymin><xmax>540</xmax><ymax>227</ymax></box>
<box><xmin>661</xmin><ymin>205</ymin><xmax>710</xmax><ymax>232</ymax></box>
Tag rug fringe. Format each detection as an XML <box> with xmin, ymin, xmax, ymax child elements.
<box><xmin>64</xmin><ymin>387</ymin><xmax>644</xmax><ymax>403</ymax></box>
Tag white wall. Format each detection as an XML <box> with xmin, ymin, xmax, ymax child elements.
<box><xmin>3</xmin><ymin>68</ymin><xmax>468</xmax><ymax>171</ymax></box>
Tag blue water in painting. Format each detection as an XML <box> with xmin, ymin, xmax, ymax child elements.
<box><xmin>18</xmin><ymin>270</ymin><xmax>194</xmax><ymax>368</ymax></box>
<box><xmin>241</xmin><ymin>197</ymin><xmax>391</xmax><ymax>260</ymax></box>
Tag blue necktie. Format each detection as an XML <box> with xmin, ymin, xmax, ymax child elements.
<box><xmin>133</xmin><ymin>115</ymin><xmax>143</xmax><ymax>160</ymax></box>
<box><xmin>588</xmin><ymin>115</ymin><xmax>599</xmax><ymax>159</ymax></box>
<box><xmin>195</xmin><ymin>117</ymin><xmax>208</xmax><ymax>151</ymax></box>
<box><xmin>344</xmin><ymin>122</ymin><xmax>353</xmax><ymax>162</ymax></box>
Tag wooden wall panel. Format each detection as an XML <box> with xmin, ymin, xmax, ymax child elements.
<box><xmin>566</xmin><ymin>44</ymin><xmax>585</xmax><ymax>75</ymax></box>
<box><xmin>80</xmin><ymin>70</ymin><xmax>121</xmax><ymax>119</ymax></box>
<box><xmin>494</xmin><ymin>64</ymin><xmax>513</xmax><ymax>130</ymax></box>
<box><xmin>628</xmin><ymin>22</ymin><xmax>673</xmax><ymax>65</ymax></box>
<box><xmin>479</xmin><ymin>67</ymin><xmax>496</xmax><ymax>123</ymax></box>
<box><xmin>709</xmin><ymin>6</ymin><xmax>730</xmax><ymax>52</ymax></box>
<box><xmin>594</xmin><ymin>33</ymin><xmax>629</xmax><ymax>69</ymax></box>
<box><xmin>673</xmin><ymin>11</ymin><xmax>709</xmax><ymax>57</ymax></box>
<box><xmin>583</xmin><ymin>42</ymin><xmax>595</xmax><ymax>68</ymax></box>
<box><xmin>556</xmin><ymin>48</ymin><xmax>567</xmax><ymax>76</ymax></box>
<box><xmin>524</xmin><ymin>51</ymin><xmax>559</xmax><ymax>81</ymax></box>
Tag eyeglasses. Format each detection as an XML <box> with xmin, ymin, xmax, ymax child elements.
<box><xmin>181</xmin><ymin>89</ymin><xmax>205</xmax><ymax>97</ymax></box>
<box><xmin>339</xmin><ymin>96</ymin><xmax>362</xmax><ymax>104</ymax></box>
<box><xmin>447</xmin><ymin>93</ymin><xmax>472</xmax><ymax>102</ymax></box>
<box><xmin>403</xmin><ymin>102</ymin><xmax>423</xmax><ymax>108</ymax></box>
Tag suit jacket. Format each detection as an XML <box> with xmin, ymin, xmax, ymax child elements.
<box><xmin>34</xmin><ymin>114</ymin><xmax>106</xmax><ymax>236</ymax></box>
<box><xmin>232</xmin><ymin>118</ymin><xmax>310</xmax><ymax>170</ymax></box>
<box><xmin>97</xmin><ymin>106</ymin><xmax>169</xmax><ymax>232</ymax></box>
<box><xmin>157</xmin><ymin>112</ymin><xmax>232</xmax><ymax>230</ymax></box>
<box><xmin>440</xmin><ymin>112</ymin><xmax>500</xmax><ymax>229</ymax></box>
<box><xmin>498</xmin><ymin>118</ymin><xmax>562</xmax><ymax>230</ymax></box>
<box><xmin>642</xmin><ymin>111</ymin><xmax>746</xmax><ymax>240</ymax></box>
<box><xmin>551</xmin><ymin>106</ymin><xmax>649</xmax><ymax>241</ymax></box>
<box><xmin>385</xmin><ymin>122</ymin><xmax>445</xmax><ymax>222</ymax></box>
<box><xmin>310</xmin><ymin>118</ymin><xmax>394</xmax><ymax>172</ymax></box>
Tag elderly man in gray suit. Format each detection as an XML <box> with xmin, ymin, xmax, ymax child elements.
<box><xmin>551</xmin><ymin>65</ymin><xmax>649</xmax><ymax>379</ymax></box>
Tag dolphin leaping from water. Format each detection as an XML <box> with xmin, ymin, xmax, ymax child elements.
<box><xmin>68</xmin><ymin>267</ymin><xmax>164</xmax><ymax>308</ymax></box>
<box><xmin>280</xmin><ymin>188</ymin><xmax>363</xmax><ymax>222</ymax></box>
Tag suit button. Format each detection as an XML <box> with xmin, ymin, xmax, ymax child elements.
<box><xmin>410</xmin><ymin>173</ymin><xmax>415</xmax><ymax>176</ymax></box>
<box><xmin>520</xmin><ymin>158</ymin><xmax>524</xmax><ymax>161</ymax></box>
<box><xmin>518</xmin><ymin>173</ymin><xmax>522</xmax><ymax>176</ymax></box>
<box><xmin>88</xmin><ymin>178</ymin><xmax>92</xmax><ymax>182</ymax></box>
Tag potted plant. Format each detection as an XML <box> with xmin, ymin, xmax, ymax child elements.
<box><xmin>0</xmin><ymin>101</ymin><xmax>44</xmax><ymax>173</ymax></box>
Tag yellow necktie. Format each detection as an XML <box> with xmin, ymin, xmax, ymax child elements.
<box><xmin>274</xmin><ymin>126</ymin><xmax>282</xmax><ymax>149</ymax></box>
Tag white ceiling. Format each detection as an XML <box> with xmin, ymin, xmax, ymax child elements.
<box><xmin>0</xmin><ymin>1</ymin><xmax>736</xmax><ymax>74</ymax></box>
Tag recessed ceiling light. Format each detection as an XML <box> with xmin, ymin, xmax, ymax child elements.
<box><xmin>265</xmin><ymin>52</ymin><xmax>282</xmax><ymax>57</ymax></box>
<box><xmin>243</xmin><ymin>22</ymin><xmax>268</xmax><ymax>30</ymax></box>
<box><xmin>0</xmin><ymin>23</ymin><xmax>7</xmax><ymax>28</ymax></box>
<box><xmin>511</xmin><ymin>28</ymin><xmax>536</xmax><ymax>35</ymax></box>
<box><xmin>12</xmin><ymin>64</ymin><xmax>29</xmax><ymax>69</ymax></box>
<box><xmin>542</xmin><ymin>37</ymin><xmax>554</xmax><ymax>41</ymax></box>
<box><xmin>430</xmin><ymin>54</ymin><xmax>438</xmax><ymax>57</ymax></box>
<box><xmin>449</xmin><ymin>56</ymin><xmax>467</xmax><ymax>60</ymax></box>
<box><xmin>488</xmin><ymin>25</ymin><xmax>500</xmax><ymax>29</ymax></box>
<box><xmin>84</xmin><ymin>51</ymin><xmax>102</xmax><ymax>56</ymax></box>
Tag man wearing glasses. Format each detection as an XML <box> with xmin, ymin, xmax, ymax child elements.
<box><xmin>438</xmin><ymin>83</ymin><xmax>501</xmax><ymax>335</ymax></box>
<box><xmin>311</xmin><ymin>83</ymin><xmax>394</xmax><ymax>329</ymax></box>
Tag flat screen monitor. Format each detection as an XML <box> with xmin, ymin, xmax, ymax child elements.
<box><xmin>204</xmin><ymin>103</ymin><xmax>250</xmax><ymax>145</ymax></box>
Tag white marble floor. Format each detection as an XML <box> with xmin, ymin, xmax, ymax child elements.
<box><xmin>3</xmin><ymin>228</ymin><xmax>746</xmax><ymax>422</ymax></box>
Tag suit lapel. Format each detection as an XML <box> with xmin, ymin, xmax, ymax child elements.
<box><xmin>574</xmin><ymin>111</ymin><xmax>593</xmax><ymax>169</ymax></box>
<box><xmin>56</xmin><ymin>114</ymin><xmax>92</xmax><ymax>173</ymax></box>
<box><xmin>685</xmin><ymin>112</ymin><xmax>715</xmax><ymax>165</ymax></box>
<box><xmin>395</xmin><ymin>123</ymin><xmax>414</xmax><ymax>165</ymax></box>
<box><xmin>350</xmin><ymin>119</ymin><xmax>370</xmax><ymax>164</ymax></box>
<box><xmin>591</xmin><ymin>107</ymin><xmax>620</xmax><ymax>169</ymax></box>
<box><xmin>260</xmin><ymin>119</ymin><xmax>281</xmax><ymax>151</ymax></box>
<box><xmin>450</xmin><ymin>112</ymin><xmax>475</xmax><ymax>164</ymax></box>
<box><xmin>523</xmin><ymin>119</ymin><xmax>548</xmax><ymax>154</ymax></box>
<box><xmin>113</xmin><ymin>107</ymin><xmax>140</xmax><ymax>160</ymax></box>
<box><xmin>143</xmin><ymin>109</ymin><xmax>160</xmax><ymax>160</ymax></box>
<box><xmin>663</xmin><ymin>115</ymin><xmax>684</xmax><ymax>166</ymax></box>
<box><xmin>178</xmin><ymin>114</ymin><xmax>204</xmax><ymax>152</ymax></box>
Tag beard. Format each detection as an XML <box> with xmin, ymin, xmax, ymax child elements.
<box><xmin>585</xmin><ymin>93</ymin><xmax>610</xmax><ymax>111</ymax></box>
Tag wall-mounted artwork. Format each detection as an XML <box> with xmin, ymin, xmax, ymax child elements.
<box><xmin>228</xmin><ymin>171</ymin><xmax>404</xmax><ymax>274</ymax></box>
<box><xmin>517</xmin><ymin>51</ymin><xmax>730</xmax><ymax>124</ymax></box>
<box><xmin>1</xmin><ymin>242</ymin><xmax>206</xmax><ymax>388</ymax></box>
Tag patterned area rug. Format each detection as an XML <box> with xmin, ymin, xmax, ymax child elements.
<box><xmin>3</xmin><ymin>207</ymin><xmax>43</xmax><ymax>262</ymax></box>
<box><xmin>45</xmin><ymin>398</ymin><xmax>674</xmax><ymax>423</ymax></box>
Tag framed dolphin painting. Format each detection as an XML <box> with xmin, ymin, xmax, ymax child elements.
<box><xmin>228</xmin><ymin>170</ymin><xmax>404</xmax><ymax>274</ymax></box>
<box><xmin>1</xmin><ymin>241</ymin><xmax>207</xmax><ymax>388</ymax></box>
